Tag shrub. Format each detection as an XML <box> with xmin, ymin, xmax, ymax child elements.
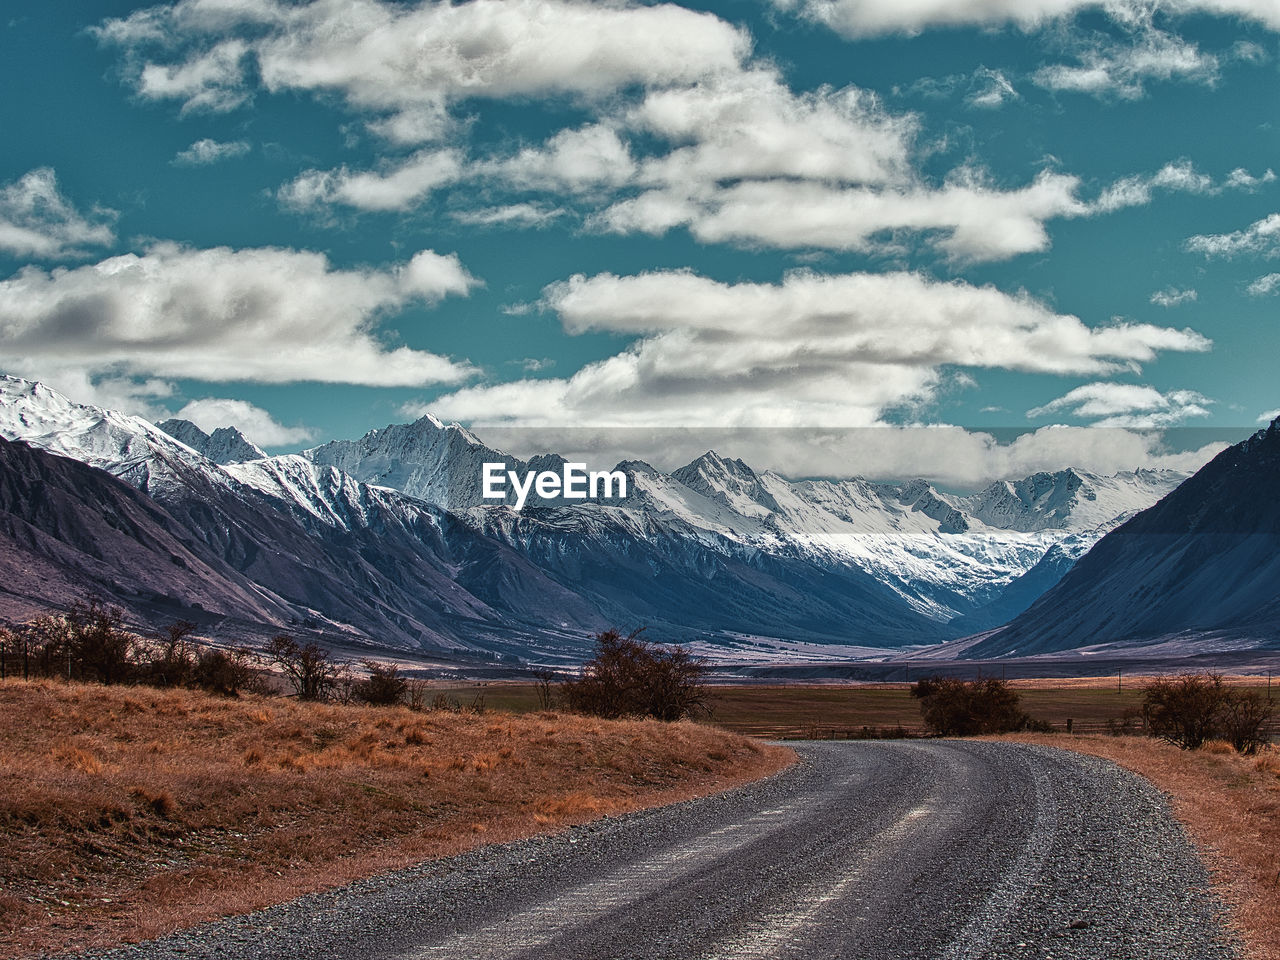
<box><xmin>1141</xmin><ymin>673</ymin><xmax>1274</xmax><ymax>753</ymax></box>
<box><xmin>192</xmin><ymin>647</ymin><xmax>260</xmax><ymax>697</ymax></box>
<box><xmin>1142</xmin><ymin>674</ymin><xmax>1230</xmax><ymax>751</ymax></box>
<box><xmin>9</xmin><ymin>602</ymin><xmax>139</xmax><ymax>683</ymax></box>
<box><xmin>910</xmin><ymin>675</ymin><xmax>1037</xmax><ymax>736</ymax></box>
<box><xmin>263</xmin><ymin>635</ymin><xmax>338</xmax><ymax>701</ymax></box>
<box><xmin>1216</xmin><ymin>690</ymin><xmax>1273</xmax><ymax>756</ymax></box>
<box><xmin>353</xmin><ymin>661</ymin><xmax>407</xmax><ymax>706</ymax></box>
<box><xmin>138</xmin><ymin>619</ymin><xmax>199</xmax><ymax>688</ymax></box>
<box><xmin>561</xmin><ymin>628</ymin><xmax>709</xmax><ymax>721</ymax></box>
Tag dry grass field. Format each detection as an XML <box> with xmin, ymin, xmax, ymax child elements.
<box><xmin>1002</xmin><ymin>734</ymin><xmax>1280</xmax><ymax>960</ymax></box>
<box><xmin>0</xmin><ymin>679</ymin><xmax>792</xmax><ymax>958</ymax></box>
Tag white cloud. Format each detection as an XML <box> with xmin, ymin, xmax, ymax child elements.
<box><xmin>966</xmin><ymin>68</ymin><xmax>1019</xmax><ymax>108</ymax></box>
<box><xmin>450</xmin><ymin>203</ymin><xmax>566</xmax><ymax>228</ymax></box>
<box><xmin>476</xmin><ymin>124</ymin><xmax>637</xmax><ymax>193</ymax></box>
<box><xmin>461</xmin><ymin>422</ymin><xmax>1226</xmax><ymax>489</ymax></box>
<box><xmin>596</xmin><ymin>169</ymin><xmax>1090</xmax><ymax>263</ymax></box>
<box><xmin>176</xmin><ymin>397</ymin><xmax>314</xmax><ymax>445</ymax></box>
<box><xmin>626</xmin><ymin>71</ymin><xmax>916</xmax><ymax>190</ymax></box>
<box><xmin>1258</xmin><ymin>408</ymin><xmax>1280</xmax><ymax>423</ymax></box>
<box><xmin>173</xmin><ymin>137</ymin><xmax>251</xmax><ymax>165</ymax></box>
<box><xmin>0</xmin><ymin>243</ymin><xmax>478</xmax><ymax>387</ymax></box>
<box><xmin>1186</xmin><ymin>213</ymin><xmax>1280</xmax><ymax>258</ymax></box>
<box><xmin>137</xmin><ymin>40</ymin><xmax>253</xmax><ymax>114</ymax></box>
<box><xmin>0</xmin><ymin>168</ymin><xmax>116</xmax><ymax>259</ymax></box>
<box><xmin>95</xmin><ymin>0</ymin><xmax>750</xmax><ymax>141</ymax></box>
<box><xmin>1092</xmin><ymin>161</ymin><xmax>1272</xmax><ymax>215</ymax></box>
<box><xmin>1149</xmin><ymin>287</ymin><xmax>1197</xmax><ymax>307</ymax></box>
<box><xmin>1027</xmin><ymin>382</ymin><xmax>1213</xmax><ymax>427</ymax></box>
<box><xmin>428</xmin><ymin>268</ymin><xmax>1210</xmax><ymax>436</ymax></box>
<box><xmin>1225</xmin><ymin>167</ymin><xmax>1277</xmax><ymax>190</ymax></box>
<box><xmin>1246</xmin><ymin>273</ymin><xmax>1280</xmax><ymax>296</ymax></box>
<box><xmin>770</xmin><ymin>0</ymin><xmax>1280</xmax><ymax>39</ymax></box>
<box><xmin>1033</xmin><ymin>25</ymin><xmax>1219</xmax><ymax>100</ymax></box>
<box><xmin>279</xmin><ymin>149</ymin><xmax>463</xmax><ymax>212</ymax></box>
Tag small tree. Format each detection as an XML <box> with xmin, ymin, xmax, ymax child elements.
<box><xmin>141</xmin><ymin>619</ymin><xmax>199</xmax><ymax>687</ymax></box>
<box><xmin>561</xmin><ymin>628</ymin><xmax>709</xmax><ymax>721</ymax></box>
<box><xmin>1142</xmin><ymin>674</ymin><xmax>1231</xmax><ymax>750</ymax></box>
<box><xmin>264</xmin><ymin>634</ymin><xmax>338</xmax><ymax>701</ymax></box>
<box><xmin>1218</xmin><ymin>691</ymin><xmax>1273</xmax><ymax>756</ymax></box>
<box><xmin>911</xmin><ymin>675</ymin><xmax>1035</xmax><ymax>736</ymax></box>
<box><xmin>62</xmin><ymin>601</ymin><xmax>138</xmax><ymax>684</ymax></box>
<box><xmin>533</xmin><ymin>669</ymin><xmax>558</xmax><ymax>710</ymax></box>
<box><xmin>353</xmin><ymin>660</ymin><xmax>407</xmax><ymax>706</ymax></box>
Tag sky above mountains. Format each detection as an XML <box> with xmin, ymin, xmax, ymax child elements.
<box><xmin>1</xmin><ymin>0</ymin><xmax>1277</xmax><ymax>486</ymax></box>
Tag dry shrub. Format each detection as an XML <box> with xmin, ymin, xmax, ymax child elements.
<box><xmin>129</xmin><ymin>787</ymin><xmax>178</xmax><ymax>819</ymax></box>
<box><xmin>52</xmin><ymin>745</ymin><xmax>103</xmax><ymax>776</ymax></box>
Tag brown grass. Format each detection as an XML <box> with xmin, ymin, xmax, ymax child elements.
<box><xmin>0</xmin><ymin>680</ymin><xmax>792</xmax><ymax>958</ymax></box>
<box><xmin>1000</xmin><ymin>733</ymin><xmax>1280</xmax><ymax>960</ymax></box>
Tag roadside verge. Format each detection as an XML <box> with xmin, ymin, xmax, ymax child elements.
<box><xmin>0</xmin><ymin>680</ymin><xmax>794</xmax><ymax>958</ymax></box>
<box><xmin>998</xmin><ymin>733</ymin><xmax>1280</xmax><ymax>960</ymax></box>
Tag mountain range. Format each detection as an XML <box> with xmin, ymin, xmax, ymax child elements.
<box><xmin>2</xmin><ymin>373</ymin><xmax>1244</xmax><ymax>665</ymax></box>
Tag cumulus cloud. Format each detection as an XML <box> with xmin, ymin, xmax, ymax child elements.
<box><xmin>279</xmin><ymin>149</ymin><xmax>463</xmax><ymax>212</ymax></box>
<box><xmin>770</xmin><ymin>0</ymin><xmax>1280</xmax><ymax>39</ymax></box>
<box><xmin>476</xmin><ymin>124</ymin><xmax>637</xmax><ymax>193</ymax></box>
<box><xmin>0</xmin><ymin>243</ymin><xmax>478</xmax><ymax>386</ymax></box>
<box><xmin>176</xmin><ymin>397</ymin><xmax>314</xmax><ymax>446</ymax></box>
<box><xmin>596</xmin><ymin>169</ymin><xmax>1090</xmax><ymax>263</ymax></box>
<box><xmin>94</xmin><ymin>0</ymin><xmax>749</xmax><ymax>140</ymax></box>
<box><xmin>1258</xmin><ymin>408</ymin><xmax>1280</xmax><ymax>423</ymax></box>
<box><xmin>1149</xmin><ymin>287</ymin><xmax>1197</xmax><ymax>307</ymax></box>
<box><xmin>173</xmin><ymin>137</ymin><xmax>251</xmax><ymax>165</ymax></box>
<box><xmin>1027</xmin><ymin>382</ymin><xmax>1213</xmax><ymax>427</ymax></box>
<box><xmin>1246</xmin><ymin>273</ymin><xmax>1280</xmax><ymax>296</ymax></box>
<box><xmin>427</xmin><ymin>268</ymin><xmax>1211</xmax><ymax>435</ymax></box>
<box><xmin>0</xmin><ymin>168</ymin><xmax>116</xmax><ymax>259</ymax></box>
<box><xmin>1186</xmin><ymin>213</ymin><xmax>1280</xmax><ymax>258</ymax></box>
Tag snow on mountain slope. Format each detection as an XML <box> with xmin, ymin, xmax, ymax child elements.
<box><xmin>156</xmin><ymin>419</ymin><xmax>267</xmax><ymax>464</ymax></box>
<box><xmin>960</xmin><ymin>468</ymin><xmax>1184</xmax><ymax>532</ymax></box>
<box><xmin>305</xmin><ymin>414</ymin><xmax>507</xmax><ymax>510</ymax></box>
<box><xmin>301</xmin><ymin>409</ymin><xmax>1187</xmax><ymax>632</ymax></box>
<box><xmin>0</xmin><ymin>376</ymin><xmax>214</xmax><ymax>493</ymax></box>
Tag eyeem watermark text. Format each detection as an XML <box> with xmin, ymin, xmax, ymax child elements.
<box><xmin>482</xmin><ymin>462</ymin><xmax>628</xmax><ymax>511</ymax></box>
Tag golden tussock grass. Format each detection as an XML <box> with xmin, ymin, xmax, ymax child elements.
<box><xmin>1000</xmin><ymin>733</ymin><xmax>1280</xmax><ymax>960</ymax></box>
<box><xmin>0</xmin><ymin>679</ymin><xmax>792</xmax><ymax>959</ymax></box>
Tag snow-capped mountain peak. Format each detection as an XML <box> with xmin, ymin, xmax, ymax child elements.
<box><xmin>156</xmin><ymin>419</ymin><xmax>267</xmax><ymax>464</ymax></box>
<box><xmin>0</xmin><ymin>375</ymin><xmax>212</xmax><ymax>484</ymax></box>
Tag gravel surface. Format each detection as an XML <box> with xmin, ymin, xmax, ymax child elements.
<box><xmin>70</xmin><ymin>741</ymin><xmax>1239</xmax><ymax>960</ymax></box>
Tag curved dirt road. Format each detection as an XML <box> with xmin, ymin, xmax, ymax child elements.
<box><xmin>90</xmin><ymin>741</ymin><xmax>1236</xmax><ymax>960</ymax></box>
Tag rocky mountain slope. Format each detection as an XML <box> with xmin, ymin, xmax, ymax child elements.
<box><xmin>966</xmin><ymin>417</ymin><xmax>1280</xmax><ymax>657</ymax></box>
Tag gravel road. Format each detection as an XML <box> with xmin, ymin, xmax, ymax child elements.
<box><xmin>78</xmin><ymin>741</ymin><xmax>1238</xmax><ymax>960</ymax></box>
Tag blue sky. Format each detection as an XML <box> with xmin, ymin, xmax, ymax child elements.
<box><xmin>1</xmin><ymin>0</ymin><xmax>1278</xmax><ymax>486</ymax></box>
